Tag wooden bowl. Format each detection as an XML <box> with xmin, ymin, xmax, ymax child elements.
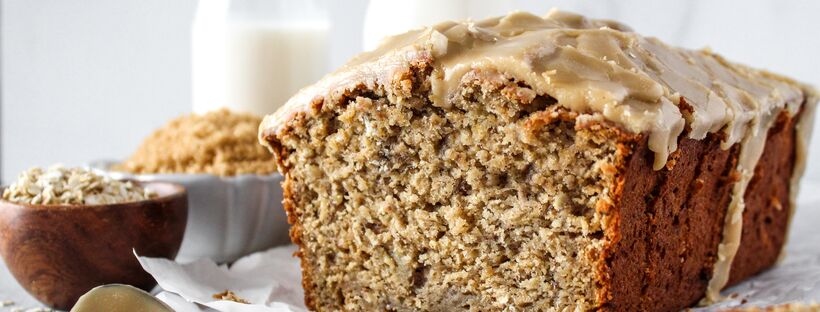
<box><xmin>0</xmin><ymin>182</ymin><xmax>187</xmax><ymax>310</ymax></box>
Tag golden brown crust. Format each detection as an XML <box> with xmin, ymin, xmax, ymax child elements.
<box><xmin>600</xmin><ymin>133</ymin><xmax>739</xmax><ymax>310</ymax></box>
<box><xmin>596</xmin><ymin>110</ymin><xmax>799</xmax><ymax>311</ymax></box>
<box><xmin>728</xmin><ymin>111</ymin><xmax>798</xmax><ymax>285</ymax></box>
<box><xmin>594</xmin><ymin>130</ymin><xmax>639</xmax><ymax>307</ymax></box>
<box><xmin>281</xmin><ymin>176</ymin><xmax>318</xmax><ymax>311</ymax></box>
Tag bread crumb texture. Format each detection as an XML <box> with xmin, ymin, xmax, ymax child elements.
<box><xmin>117</xmin><ymin>109</ymin><xmax>277</xmax><ymax>176</ymax></box>
<box><xmin>276</xmin><ymin>73</ymin><xmax>621</xmax><ymax>311</ymax></box>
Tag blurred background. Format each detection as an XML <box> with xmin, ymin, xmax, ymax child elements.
<box><xmin>2</xmin><ymin>0</ymin><xmax>820</xmax><ymax>183</ymax></box>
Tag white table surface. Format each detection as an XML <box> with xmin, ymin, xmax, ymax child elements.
<box><xmin>0</xmin><ymin>258</ymin><xmax>43</xmax><ymax>310</ymax></box>
<box><xmin>2</xmin><ymin>181</ymin><xmax>820</xmax><ymax>311</ymax></box>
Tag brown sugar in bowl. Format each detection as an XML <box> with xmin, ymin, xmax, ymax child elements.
<box><xmin>0</xmin><ymin>182</ymin><xmax>188</xmax><ymax>310</ymax></box>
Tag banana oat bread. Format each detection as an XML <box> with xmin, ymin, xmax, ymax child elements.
<box><xmin>259</xmin><ymin>10</ymin><xmax>817</xmax><ymax>311</ymax></box>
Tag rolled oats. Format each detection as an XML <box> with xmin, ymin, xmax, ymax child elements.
<box><xmin>2</xmin><ymin>165</ymin><xmax>156</xmax><ymax>205</ymax></box>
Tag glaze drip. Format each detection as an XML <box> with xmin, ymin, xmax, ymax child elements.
<box><xmin>263</xmin><ymin>10</ymin><xmax>807</xmax><ymax>171</ymax></box>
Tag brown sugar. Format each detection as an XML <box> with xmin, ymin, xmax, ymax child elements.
<box><xmin>117</xmin><ymin>109</ymin><xmax>276</xmax><ymax>176</ymax></box>
<box><xmin>212</xmin><ymin>290</ymin><xmax>250</xmax><ymax>304</ymax></box>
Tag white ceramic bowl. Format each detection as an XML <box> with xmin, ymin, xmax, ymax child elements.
<box><xmin>90</xmin><ymin>161</ymin><xmax>290</xmax><ymax>263</ymax></box>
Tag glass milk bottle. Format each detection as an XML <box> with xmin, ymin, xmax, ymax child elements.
<box><xmin>363</xmin><ymin>0</ymin><xmax>513</xmax><ymax>51</ymax></box>
<box><xmin>192</xmin><ymin>0</ymin><xmax>330</xmax><ymax>116</ymax></box>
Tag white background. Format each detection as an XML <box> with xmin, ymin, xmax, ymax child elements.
<box><xmin>2</xmin><ymin>0</ymin><xmax>820</xmax><ymax>183</ymax></box>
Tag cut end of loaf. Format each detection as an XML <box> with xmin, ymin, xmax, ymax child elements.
<box><xmin>262</xmin><ymin>65</ymin><xmax>807</xmax><ymax>312</ymax></box>
<box><xmin>268</xmin><ymin>69</ymin><xmax>636</xmax><ymax>311</ymax></box>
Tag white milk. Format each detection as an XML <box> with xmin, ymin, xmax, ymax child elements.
<box><xmin>192</xmin><ymin>0</ymin><xmax>329</xmax><ymax>116</ymax></box>
<box><xmin>222</xmin><ymin>23</ymin><xmax>328</xmax><ymax>116</ymax></box>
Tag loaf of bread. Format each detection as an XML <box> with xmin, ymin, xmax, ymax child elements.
<box><xmin>259</xmin><ymin>10</ymin><xmax>817</xmax><ymax>311</ymax></box>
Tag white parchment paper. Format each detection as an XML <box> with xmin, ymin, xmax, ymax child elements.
<box><xmin>139</xmin><ymin>246</ymin><xmax>306</xmax><ymax>312</ymax></box>
<box><xmin>139</xmin><ymin>183</ymin><xmax>820</xmax><ymax>311</ymax></box>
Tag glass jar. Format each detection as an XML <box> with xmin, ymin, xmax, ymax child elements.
<box><xmin>192</xmin><ymin>0</ymin><xmax>330</xmax><ymax>116</ymax></box>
